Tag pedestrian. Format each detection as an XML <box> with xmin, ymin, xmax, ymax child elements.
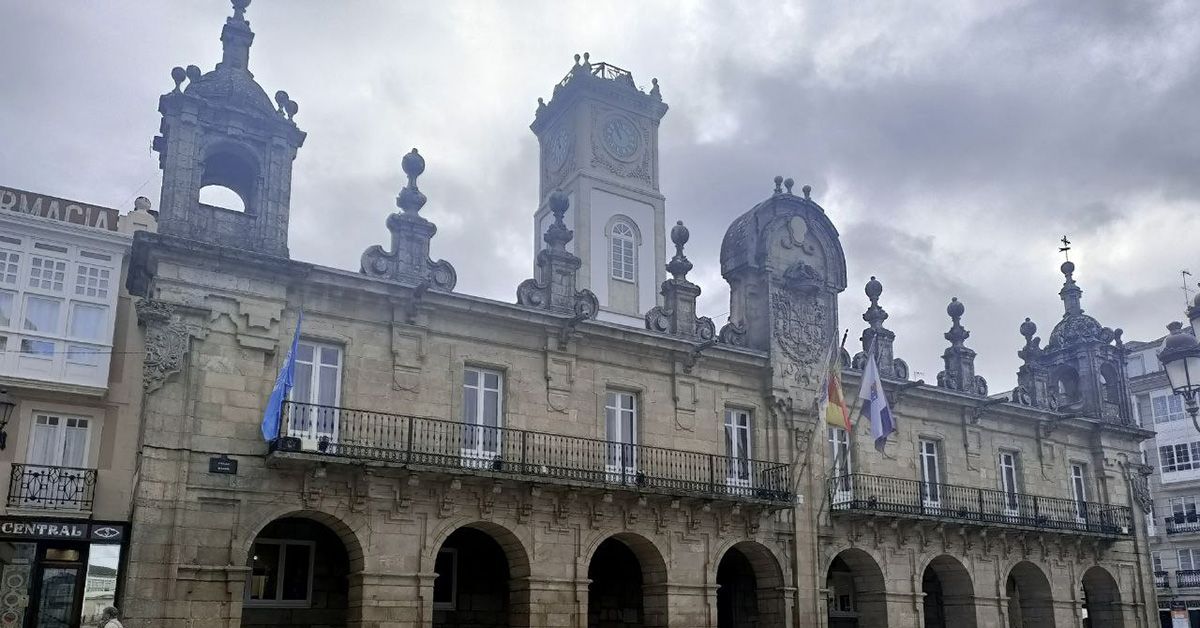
<box><xmin>99</xmin><ymin>607</ymin><xmax>123</xmax><ymax>628</ymax></box>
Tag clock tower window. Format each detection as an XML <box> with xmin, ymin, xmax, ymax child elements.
<box><xmin>610</xmin><ymin>221</ymin><xmax>636</xmax><ymax>282</ymax></box>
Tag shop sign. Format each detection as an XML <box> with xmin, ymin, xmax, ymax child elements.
<box><xmin>0</xmin><ymin>185</ymin><xmax>119</xmax><ymax>231</ymax></box>
<box><xmin>0</xmin><ymin>519</ymin><xmax>126</xmax><ymax>542</ymax></box>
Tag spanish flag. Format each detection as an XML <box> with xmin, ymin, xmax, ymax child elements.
<box><xmin>821</xmin><ymin>339</ymin><xmax>852</xmax><ymax>432</ymax></box>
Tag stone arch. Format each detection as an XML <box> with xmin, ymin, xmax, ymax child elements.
<box><xmin>1006</xmin><ymin>561</ymin><xmax>1053</xmax><ymax>628</ymax></box>
<box><xmin>1081</xmin><ymin>565</ymin><xmax>1123</xmax><ymax>628</ymax></box>
<box><xmin>1099</xmin><ymin>363</ymin><xmax>1121</xmax><ymax>404</ymax></box>
<box><xmin>199</xmin><ymin>140</ymin><xmax>259</xmax><ymax>213</ymax></box>
<box><xmin>604</xmin><ymin>213</ymin><xmax>645</xmax><ymax>246</ymax></box>
<box><xmin>920</xmin><ymin>554</ymin><xmax>976</xmax><ymax>628</ymax></box>
<box><xmin>714</xmin><ymin>540</ymin><xmax>786</xmax><ymax>628</ymax></box>
<box><xmin>237</xmin><ymin>507</ymin><xmax>366</xmax><ymax>573</ymax></box>
<box><xmin>826</xmin><ymin>547</ymin><xmax>887</xmax><ymax>628</ymax></box>
<box><xmin>428</xmin><ymin>519</ymin><xmax>532</xmax><ymax>628</ymax></box>
<box><xmin>583</xmin><ymin>530</ymin><xmax>669</xmax><ymax>628</ymax></box>
<box><xmin>240</xmin><ymin>510</ymin><xmax>362</xmax><ymax>628</ymax></box>
<box><xmin>1050</xmin><ymin>365</ymin><xmax>1081</xmax><ymax>405</ymax></box>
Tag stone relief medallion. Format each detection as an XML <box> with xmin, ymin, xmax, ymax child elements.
<box><xmin>770</xmin><ymin>290</ymin><xmax>827</xmax><ymax>387</ymax></box>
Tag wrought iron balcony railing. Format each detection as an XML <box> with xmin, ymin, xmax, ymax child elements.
<box><xmin>827</xmin><ymin>473</ymin><xmax>1133</xmax><ymax>537</ymax></box>
<box><xmin>1165</xmin><ymin>514</ymin><xmax>1200</xmax><ymax>534</ymax></box>
<box><xmin>1179</xmin><ymin>570</ymin><xmax>1200</xmax><ymax>588</ymax></box>
<box><xmin>273</xmin><ymin>401</ymin><xmax>792</xmax><ymax>504</ymax></box>
<box><xmin>1156</xmin><ymin>571</ymin><xmax>1170</xmax><ymax>589</ymax></box>
<box><xmin>7</xmin><ymin>464</ymin><xmax>97</xmax><ymax>511</ymax></box>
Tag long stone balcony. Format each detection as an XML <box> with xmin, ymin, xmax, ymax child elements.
<box><xmin>827</xmin><ymin>473</ymin><xmax>1133</xmax><ymax>539</ymax></box>
<box><xmin>269</xmin><ymin>401</ymin><xmax>793</xmax><ymax>506</ymax></box>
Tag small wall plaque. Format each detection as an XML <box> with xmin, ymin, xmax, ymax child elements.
<box><xmin>209</xmin><ymin>455</ymin><xmax>238</xmax><ymax>475</ymax></box>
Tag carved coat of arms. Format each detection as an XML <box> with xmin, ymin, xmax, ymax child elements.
<box><xmin>770</xmin><ymin>290</ymin><xmax>827</xmax><ymax>386</ymax></box>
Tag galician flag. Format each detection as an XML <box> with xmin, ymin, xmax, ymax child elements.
<box><xmin>261</xmin><ymin>311</ymin><xmax>303</xmax><ymax>442</ymax></box>
<box><xmin>820</xmin><ymin>340</ymin><xmax>852</xmax><ymax>432</ymax></box>
<box><xmin>857</xmin><ymin>350</ymin><xmax>895</xmax><ymax>452</ymax></box>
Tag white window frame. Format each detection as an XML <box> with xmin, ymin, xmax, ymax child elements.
<box><xmin>286</xmin><ymin>340</ymin><xmax>343</xmax><ymax>450</ymax></box>
<box><xmin>433</xmin><ymin>547</ymin><xmax>458</xmax><ymax>611</ymax></box>
<box><xmin>244</xmin><ymin>538</ymin><xmax>316</xmax><ymax>608</ymax></box>
<box><xmin>828</xmin><ymin>427</ymin><xmax>853</xmax><ymax>505</ymax></box>
<box><xmin>461</xmin><ymin>366</ymin><xmax>504</xmax><ymax>466</ymax></box>
<box><xmin>919</xmin><ymin>439</ymin><xmax>941</xmax><ymax>508</ymax></box>
<box><xmin>724</xmin><ymin>408</ymin><xmax>752</xmax><ymax>486</ymax></box>
<box><xmin>1152</xmin><ymin>392</ymin><xmax>1187</xmax><ymax>424</ymax></box>
<box><xmin>609</xmin><ymin>222</ymin><xmax>636</xmax><ymax>282</ymax></box>
<box><xmin>605</xmin><ymin>390</ymin><xmax>638</xmax><ymax>481</ymax></box>
<box><xmin>999</xmin><ymin>451</ymin><xmax>1020</xmax><ymax>516</ymax></box>
<box><xmin>1180</xmin><ymin>548</ymin><xmax>1200</xmax><ymax>572</ymax></box>
<box><xmin>1070</xmin><ymin>463</ymin><xmax>1087</xmax><ymax>522</ymax></box>
<box><xmin>1160</xmin><ymin>441</ymin><xmax>1200</xmax><ymax>473</ymax></box>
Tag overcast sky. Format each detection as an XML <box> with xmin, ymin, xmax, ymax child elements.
<box><xmin>3</xmin><ymin>1</ymin><xmax>1199</xmax><ymax>391</ymax></box>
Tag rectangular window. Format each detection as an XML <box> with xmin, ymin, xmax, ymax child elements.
<box><xmin>22</xmin><ymin>295</ymin><xmax>61</xmax><ymax>334</ymax></box>
<box><xmin>724</xmin><ymin>408</ymin><xmax>752</xmax><ymax>483</ymax></box>
<box><xmin>28</xmin><ymin>255</ymin><xmax>67</xmax><ymax>292</ymax></box>
<box><xmin>1160</xmin><ymin>440</ymin><xmax>1200</xmax><ymax>473</ymax></box>
<box><xmin>461</xmin><ymin>367</ymin><xmax>503</xmax><ymax>461</ymax></box>
<box><xmin>919</xmin><ymin>439</ymin><xmax>941</xmax><ymax>505</ymax></box>
<box><xmin>0</xmin><ymin>290</ymin><xmax>13</xmax><ymax>327</ymax></box>
<box><xmin>20</xmin><ymin>338</ymin><xmax>54</xmax><ymax>356</ymax></box>
<box><xmin>0</xmin><ymin>249</ymin><xmax>19</xmax><ymax>285</ymax></box>
<box><xmin>287</xmin><ymin>341</ymin><xmax>343</xmax><ymax>447</ymax></box>
<box><xmin>1180</xmin><ymin>548</ymin><xmax>1200</xmax><ymax>571</ymax></box>
<box><xmin>1071</xmin><ymin>463</ymin><xmax>1087</xmax><ymax>520</ymax></box>
<box><xmin>73</xmin><ymin>264</ymin><xmax>110</xmax><ymax>299</ymax></box>
<box><xmin>1127</xmin><ymin>355</ymin><xmax>1146</xmax><ymax>378</ymax></box>
<box><xmin>605</xmin><ymin>391</ymin><xmax>638</xmax><ymax>475</ymax></box>
<box><xmin>828</xmin><ymin>427</ymin><xmax>852</xmax><ymax>501</ymax></box>
<box><xmin>433</xmin><ymin>548</ymin><xmax>457</xmax><ymax>610</ymax></box>
<box><xmin>999</xmin><ymin>451</ymin><xmax>1020</xmax><ymax>513</ymax></box>
<box><xmin>1153</xmin><ymin>551</ymin><xmax>1163</xmax><ymax>572</ymax></box>
<box><xmin>28</xmin><ymin>414</ymin><xmax>90</xmax><ymax>468</ymax></box>
<box><xmin>1152</xmin><ymin>392</ymin><xmax>1187</xmax><ymax>424</ymax></box>
<box><xmin>68</xmin><ymin>303</ymin><xmax>106</xmax><ymax>341</ymax></box>
<box><xmin>1171</xmin><ymin>496</ymin><xmax>1200</xmax><ymax>519</ymax></box>
<box><xmin>610</xmin><ymin>229</ymin><xmax>635</xmax><ymax>281</ymax></box>
<box><xmin>246</xmin><ymin>539</ymin><xmax>315</xmax><ymax>607</ymax></box>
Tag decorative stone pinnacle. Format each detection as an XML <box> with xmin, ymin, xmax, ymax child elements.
<box><xmin>650</xmin><ymin>78</ymin><xmax>662</xmax><ymax>100</ymax></box>
<box><xmin>1058</xmin><ymin>259</ymin><xmax>1083</xmax><ymax>315</ymax></box>
<box><xmin>232</xmin><ymin>0</ymin><xmax>250</xmax><ymax>20</ymax></box>
<box><xmin>802</xmin><ymin>184</ymin><xmax>812</xmax><ymax>200</ymax></box>
<box><xmin>938</xmin><ymin>296</ymin><xmax>985</xmax><ymax>395</ymax></box>
<box><xmin>854</xmin><ymin>275</ymin><xmax>906</xmax><ymax>379</ymax></box>
<box><xmin>543</xmin><ymin>190</ymin><xmax>573</xmax><ymax>252</ymax></box>
<box><xmin>171</xmin><ymin>66</ymin><xmax>186</xmax><ymax>91</ymax></box>
<box><xmin>944</xmin><ymin>297</ymin><xmax>969</xmax><ymax>347</ymax></box>
<box><xmin>773</xmin><ymin>176</ymin><xmax>783</xmax><ymax>194</ymax></box>
<box><xmin>397</xmin><ymin>149</ymin><xmax>428</xmax><ymax>215</ymax></box>
<box><xmin>784</xmin><ymin>178</ymin><xmax>795</xmax><ymax>194</ymax></box>
<box><xmin>666</xmin><ymin>220</ymin><xmax>693</xmax><ymax>280</ymax></box>
<box><xmin>864</xmin><ymin>276</ymin><xmax>887</xmax><ymax>327</ymax></box>
<box><xmin>1020</xmin><ymin>317</ymin><xmax>1037</xmax><ymax>342</ymax></box>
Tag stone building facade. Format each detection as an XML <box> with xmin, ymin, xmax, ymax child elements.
<box><xmin>117</xmin><ymin>3</ymin><xmax>1158</xmax><ymax>627</ymax></box>
<box><xmin>0</xmin><ymin>185</ymin><xmax>155</xmax><ymax>627</ymax></box>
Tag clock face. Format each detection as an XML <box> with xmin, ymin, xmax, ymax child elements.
<box><xmin>547</xmin><ymin>128</ymin><xmax>571</xmax><ymax>171</ymax></box>
<box><xmin>601</xmin><ymin>116</ymin><xmax>641</xmax><ymax>161</ymax></box>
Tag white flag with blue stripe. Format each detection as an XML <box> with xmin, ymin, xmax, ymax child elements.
<box><xmin>857</xmin><ymin>351</ymin><xmax>895</xmax><ymax>452</ymax></box>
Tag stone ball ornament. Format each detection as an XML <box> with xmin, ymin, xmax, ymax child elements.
<box><xmin>947</xmin><ymin>296</ymin><xmax>965</xmax><ymax>319</ymax></box>
<box><xmin>671</xmin><ymin>220</ymin><xmax>689</xmax><ymax>247</ymax></box>
<box><xmin>865</xmin><ymin>275</ymin><xmax>883</xmax><ymax>301</ymax></box>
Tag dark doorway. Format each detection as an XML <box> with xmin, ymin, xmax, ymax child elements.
<box><xmin>588</xmin><ymin>538</ymin><xmax>644</xmax><ymax>628</ymax></box>
<box><xmin>241</xmin><ymin>517</ymin><xmax>350</xmax><ymax>628</ymax></box>
<box><xmin>923</xmin><ymin>567</ymin><xmax>946</xmax><ymax>628</ymax></box>
<box><xmin>717</xmin><ymin>547</ymin><xmax>758</xmax><ymax>628</ymax></box>
<box><xmin>433</xmin><ymin>527</ymin><xmax>512</xmax><ymax>628</ymax></box>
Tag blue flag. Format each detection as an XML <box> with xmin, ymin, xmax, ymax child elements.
<box><xmin>261</xmin><ymin>312</ymin><xmax>303</xmax><ymax>442</ymax></box>
<box><xmin>857</xmin><ymin>351</ymin><xmax>895</xmax><ymax>452</ymax></box>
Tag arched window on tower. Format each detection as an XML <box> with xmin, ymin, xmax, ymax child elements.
<box><xmin>1050</xmin><ymin>365</ymin><xmax>1081</xmax><ymax>406</ymax></box>
<box><xmin>198</xmin><ymin>145</ymin><xmax>258</xmax><ymax>213</ymax></box>
<box><xmin>610</xmin><ymin>221</ymin><xmax>636</xmax><ymax>282</ymax></box>
<box><xmin>1100</xmin><ymin>363</ymin><xmax>1121</xmax><ymax>404</ymax></box>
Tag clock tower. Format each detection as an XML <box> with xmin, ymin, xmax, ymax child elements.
<box><xmin>531</xmin><ymin>54</ymin><xmax>669</xmax><ymax>326</ymax></box>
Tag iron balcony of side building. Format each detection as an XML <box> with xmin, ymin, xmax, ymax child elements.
<box><xmin>6</xmin><ymin>464</ymin><xmax>97</xmax><ymax>512</ymax></box>
<box><xmin>1165</xmin><ymin>513</ymin><xmax>1200</xmax><ymax>535</ymax></box>
<box><xmin>1179</xmin><ymin>570</ymin><xmax>1200</xmax><ymax>588</ymax></box>
<box><xmin>1156</xmin><ymin>571</ymin><xmax>1170</xmax><ymax>589</ymax></box>
<box><xmin>269</xmin><ymin>401</ymin><xmax>793</xmax><ymax>506</ymax></box>
<box><xmin>827</xmin><ymin>473</ymin><xmax>1133</xmax><ymax>539</ymax></box>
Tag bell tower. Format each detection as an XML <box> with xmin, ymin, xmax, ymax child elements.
<box><xmin>530</xmin><ymin>54</ymin><xmax>669</xmax><ymax>325</ymax></box>
<box><xmin>152</xmin><ymin>0</ymin><xmax>306</xmax><ymax>257</ymax></box>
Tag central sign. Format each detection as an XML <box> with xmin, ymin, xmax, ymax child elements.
<box><xmin>0</xmin><ymin>185</ymin><xmax>119</xmax><ymax>231</ymax></box>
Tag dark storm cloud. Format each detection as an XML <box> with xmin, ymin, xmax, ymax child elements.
<box><xmin>3</xmin><ymin>0</ymin><xmax>1198</xmax><ymax>391</ymax></box>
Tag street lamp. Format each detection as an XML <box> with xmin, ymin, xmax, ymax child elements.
<box><xmin>1159</xmin><ymin>319</ymin><xmax>1200</xmax><ymax>432</ymax></box>
<box><xmin>0</xmin><ymin>389</ymin><xmax>15</xmax><ymax>450</ymax></box>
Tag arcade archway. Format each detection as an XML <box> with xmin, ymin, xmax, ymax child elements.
<box><xmin>826</xmin><ymin>548</ymin><xmax>887</xmax><ymax>628</ymax></box>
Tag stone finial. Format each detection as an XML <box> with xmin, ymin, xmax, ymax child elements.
<box><xmin>360</xmin><ymin>149</ymin><xmax>457</xmax><ymax>290</ymax></box>
<box><xmin>650</xmin><ymin>78</ymin><xmax>662</xmax><ymax>100</ymax></box>
<box><xmin>853</xmin><ymin>276</ymin><xmax>909</xmax><ymax>379</ymax></box>
<box><xmin>171</xmin><ymin>66</ymin><xmax>186</xmax><ymax>91</ymax></box>
<box><xmin>1012</xmin><ymin>317</ymin><xmax>1052</xmax><ymax>408</ymax></box>
<box><xmin>645</xmin><ymin>221</ymin><xmax>715</xmax><ymax>340</ymax></box>
<box><xmin>218</xmin><ymin>0</ymin><xmax>255</xmax><ymax>71</ymax></box>
<box><xmin>516</xmin><ymin>192</ymin><xmax>599</xmax><ymax>318</ymax></box>
<box><xmin>773</xmin><ymin>176</ymin><xmax>783</xmax><ymax>194</ymax></box>
<box><xmin>784</xmin><ymin>178</ymin><xmax>795</xmax><ymax>194</ymax></box>
<box><xmin>185</xmin><ymin>65</ymin><xmax>202</xmax><ymax>84</ymax></box>
<box><xmin>802</xmin><ymin>184</ymin><xmax>812</xmax><ymax>200</ymax></box>
<box><xmin>936</xmin><ymin>297</ymin><xmax>986</xmax><ymax>395</ymax></box>
<box><xmin>1059</xmin><ymin>260</ymin><xmax>1083</xmax><ymax>315</ymax></box>
<box><xmin>232</xmin><ymin>0</ymin><xmax>251</xmax><ymax>20</ymax></box>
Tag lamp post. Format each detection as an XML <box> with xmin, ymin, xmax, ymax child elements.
<box><xmin>0</xmin><ymin>390</ymin><xmax>14</xmax><ymax>450</ymax></box>
<box><xmin>1159</xmin><ymin>294</ymin><xmax>1200</xmax><ymax>431</ymax></box>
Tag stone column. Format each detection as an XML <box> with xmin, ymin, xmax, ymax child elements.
<box><xmin>353</xmin><ymin>571</ymin><xmax>427</xmax><ymax>628</ymax></box>
<box><xmin>518</xmin><ymin>575</ymin><xmax>579</xmax><ymax>628</ymax></box>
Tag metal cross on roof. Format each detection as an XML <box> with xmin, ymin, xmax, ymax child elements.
<box><xmin>1182</xmin><ymin>269</ymin><xmax>1194</xmax><ymax>306</ymax></box>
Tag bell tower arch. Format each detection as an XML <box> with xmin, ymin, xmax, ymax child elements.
<box><xmin>530</xmin><ymin>54</ymin><xmax>669</xmax><ymax>325</ymax></box>
<box><xmin>152</xmin><ymin>0</ymin><xmax>306</xmax><ymax>257</ymax></box>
